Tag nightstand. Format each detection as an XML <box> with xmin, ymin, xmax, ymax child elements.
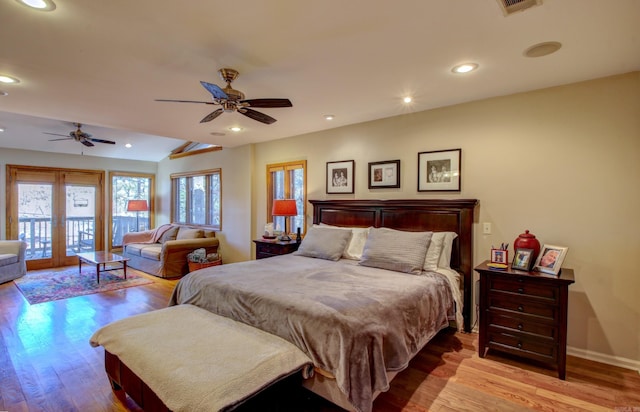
<box><xmin>253</xmin><ymin>239</ymin><xmax>300</xmax><ymax>259</ymax></box>
<box><xmin>475</xmin><ymin>260</ymin><xmax>575</xmax><ymax>379</ymax></box>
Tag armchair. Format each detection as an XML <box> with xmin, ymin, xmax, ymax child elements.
<box><xmin>0</xmin><ymin>240</ymin><xmax>27</xmax><ymax>284</ymax></box>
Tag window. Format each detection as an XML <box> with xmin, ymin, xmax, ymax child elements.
<box><xmin>171</xmin><ymin>169</ymin><xmax>221</xmax><ymax>229</ymax></box>
<box><xmin>110</xmin><ymin>172</ymin><xmax>154</xmax><ymax>248</ymax></box>
<box><xmin>267</xmin><ymin>160</ymin><xmax>306</xmax><ymax>236</ymax></box>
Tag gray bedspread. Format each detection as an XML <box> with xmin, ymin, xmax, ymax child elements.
<box><xmin>169</xmin><ymin>254</ymin><xmax>454</xmax><ymax>412</ymax></box>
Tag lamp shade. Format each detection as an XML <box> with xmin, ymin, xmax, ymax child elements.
<box><xmin>272</xmin><ymin>199</ymin><xmax>297</xmax><ymax>216</ymax></box>
<box><xmin>127</xmin><ymin>199</ymin><xmax>149</xmax><ymax>212</ymax></box>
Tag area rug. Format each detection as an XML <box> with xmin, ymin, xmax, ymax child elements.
<box><xmin>13</xmin><ymin>267</ymin><xmax>153</xmax><ymax>304</ymax></box>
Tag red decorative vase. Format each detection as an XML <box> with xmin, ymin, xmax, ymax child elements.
<box><xmin>514</xmin><ymin>230</ymin><xmax>541</xmax><ymax>262</ymax></box>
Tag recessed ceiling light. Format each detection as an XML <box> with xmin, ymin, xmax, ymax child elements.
<box><xmin>0</xmin><ymin>75</ymin><xmax>20</xmax><ymax>84</ymax></box>
<box><xmin>16</xmin><ymin>0</ymin><xmax>56</xmax><ymax>11</ymax></box>
<box><xmin>125</xmin><ymin>143</ymin><xmax>132</xmax><ymax>148</ymax></box>
<box><xmin>451</xmin><ymin>63</ymin><xmax>478</xmax><ymax>74</ymax></box>
<box><xmin>324</xmin><ymin>115</ymin><xmax>335</xmax><ymax>121</ymax></box>
<box><xmin>0</xmin><ymin>127</ymin><xmax>5</xmax><ymax>132</ymax></box>
<box><xmin>229</xmin><ymin>126</ymin><xmax>242</xmax><ymax>132</ymax></box>
<box><xmin>403</xmin><ymin>96</ymin><xmax>412</xmax><ymax>104</ymax></box>
<box><xmin>0</xmin><ymin>91</ymin><xmax>8</xmax><ymax>96</ymax></box>
<box><xmin>524</xmin><ymin>41</ymin><xmax>562</xmax><ymax>58</ymax></box>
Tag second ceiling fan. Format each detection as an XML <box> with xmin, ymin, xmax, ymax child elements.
<box><xmin>156</xmin><ymin>68</ymin><xmax>292</xmax><ymax>125</ymax></box>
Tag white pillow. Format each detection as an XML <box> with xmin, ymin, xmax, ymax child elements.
<box><xmin>317</xmin><ymin>224</ymin><xmax>371</xmax><ymax>260</ymax></box>
<box><xmin>294</xmin><ymin>226</ymin><xmax>352</xmax><ymax>261</ymax></box>
<box><xmin>359</xmin><ymin>228</ymin><xmax>432</xmax><ymax>275</ymax></box>
<box><xmin>438</xmin><ymin>232</ymin><xmax>458</xmax><ymax>269</ymax></box>
<box><xmin>423</xmin><ymin>232</ymin><xmax>446</xmax><ymax>271</ymax></box>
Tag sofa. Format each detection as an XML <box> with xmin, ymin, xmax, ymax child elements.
<box><xmin>0</xmin><ymin>240</ymin><xmax>27</xmax><ymax>284</ymax></box>
<box><xmin>122</xmin><ymin>224</ymin><xmax>219</xmax><ymax>278</ymax></box>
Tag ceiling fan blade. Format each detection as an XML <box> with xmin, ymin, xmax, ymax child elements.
<box><xmin>80</xmin><ymin>139</ymin><xmax>95</xmax><ymax>147</ymax></box>
<box><xmin>48</xmin><ymin>137</ymin><xmax>74</xmax><ymax>141</ymax></box>
<box><xmin>43</xmin><ymin>132</ymin><xmax>71</xmax><ymax>138</ymax></box>
<box><xmin>200</xmin><ymin>108</ymin><xmax>224</xmax><ymax>123</ymax></box>
<box><xmin>239</xmin><ymin>108</ymin><xmax>277</xmax><ymax>125</ymax></box>
<box><xmin>89</xmin><ymin>138</ymin><xmax>116</xmax><ymax>145</ymax></box>
<box><xmin>200</xmin><ymin>81</ymin><xmax>228</xmax><ymax>100</ymax></box>
<box><xmin>241</xmin><ymin>98</ymin><xmax>293</xmax><ymax>108</ymax></box>
<box><xmin>155</xmin><ymin>99</ymin><xmax>216</xmax><ymax>105</ymax></box>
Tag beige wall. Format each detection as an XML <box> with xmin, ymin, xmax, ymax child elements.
<box><xmin>252</xmin><ymin>72</ymin><xmax>640</xmax><ymax>368</ymax></box>
<box><xmin>156</xmin><ymin>145</ymin><xmax>255</xmax><ymax>264</ymax></box>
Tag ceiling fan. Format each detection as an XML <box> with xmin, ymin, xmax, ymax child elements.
<box><xmin>156</xmin><ymin>68</ymin><xmax>292</xmax><ymax>125</ymax></box>
<box><xmin>44</xmin><ymin>123</ymin><xmax>116</xmax><ymax>147</ymax></box>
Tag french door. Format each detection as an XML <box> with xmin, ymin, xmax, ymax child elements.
<box><xmin>6</xmin><ymin>165</ymin><xmax>105</xmax><ymax>270</ymax></box>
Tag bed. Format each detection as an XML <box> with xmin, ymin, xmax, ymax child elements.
<box><xmin>99</xmin><ymin>199</ymin><xmax>477</xmax><ymax>412</ymax></box>
<box><xmin>170</xmin><ymin>198</ymin><xmax>477</xmax><ymax>412</ymax></box>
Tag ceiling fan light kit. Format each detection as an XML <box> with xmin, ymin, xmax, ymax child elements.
<box><xmin>156</xmin><ymin>68</ymin><xmax>293</xmax><ymax>125</ymax></box>
<box><xmin>44</xmin><ymin>123</ymin><xmax>116</xmax><ymax>147</ymax></box>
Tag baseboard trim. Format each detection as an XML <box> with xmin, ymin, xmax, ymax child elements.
<box><xmin>567</xmin><ymin>346</ymin><xmax>640</xmax><ymax>373</ymax></box>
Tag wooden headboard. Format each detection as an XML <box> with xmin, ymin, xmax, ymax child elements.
<box><xmin>310</xmin><ymin>198</ymin><xmax>478</xmax><ymax>332</ymax></box>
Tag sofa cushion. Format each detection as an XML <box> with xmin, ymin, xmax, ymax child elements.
<box><xmin>0</xmin><ymin>254</ymin><xmax>18</xmax><ymax>267</ymax></box>
<box><xmin>176</xmin><ymin>228</ymin><xmax>204</xmax><ymax>240</ymax></box>
<box><xmin>140</xmin><ymin>245</ymin><xmax>162</xmax><ymax>260</ymax></box>
<box><xmin>159</xmin><ymin>226</ymin><xmax>179</xmax><ymax>243</ymax></box>
<box><xmin>125</xmin><ymin>244</ymin><xmax>145</xmax><ymax>257</ymax></box>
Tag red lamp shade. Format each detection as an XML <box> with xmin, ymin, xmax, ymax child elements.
<box><xmin>127</xmin><ymin>200</ymin><xmax>149</xmax><ymax>212</ymax></box>
<box><xmin>272</xmin><ymin>199</ymin><xmax>297</xmax><ymax>217</ymax></box>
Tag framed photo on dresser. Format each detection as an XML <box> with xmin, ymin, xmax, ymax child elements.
<box><xmin>512</xmin><ymin>248</ymin><xmax>534</xmax><ymax>271</ymax></box>
<box><xmin>534</xmin><ymin>245</ymin><xmax>568</xmax><ymax>275</ymax></box>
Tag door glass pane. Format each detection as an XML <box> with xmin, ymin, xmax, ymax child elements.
<box><xmin>18</xmin><ymin>183</ymin><xmax>53</xmax><ymax>260</ymax></box>
<box><xmin>66</xmin><ymin>185</ymin><xmax>96</xmax><ymax>255</ymax></box>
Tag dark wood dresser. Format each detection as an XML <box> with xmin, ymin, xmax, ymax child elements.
<box><xmin>475</xmin><ymin>260</ymin><xmax>575</xmax><ymax>379</ymax></box>
<box><xmin>253</xmin><ymin>239</ymin><xmax>300</xmax><ymax>259</ymax></box>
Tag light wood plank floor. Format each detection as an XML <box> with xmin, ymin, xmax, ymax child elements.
<box><xmin>1</xmin><ymin>267</ymin><xmax>638</xmax><ymax>411</ymax></box>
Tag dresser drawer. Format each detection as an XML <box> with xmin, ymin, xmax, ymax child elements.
<box><xmin>487</xmin><ymin>329</ymin><xmax>558</xmax><ymax>363</ymax></box>
<box><xmin>489</xmin><ymin>295</ymin><xmax>558</xmax><ymax>323</ymax></box>
<box><xmin>490</xmin><ymin>276</ymin><xmax>559</xmax><ymax>302</ymax></box>
<box><xmin>488</xmin><ymin>312</ymin><xmax>557</xmax><ymax>339</ymax></box>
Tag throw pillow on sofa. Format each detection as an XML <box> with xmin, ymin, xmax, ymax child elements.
<box><xmin>176</xmin><ymin>227</ymin><xmax>204</xmax><ymax>240</ymax></box>
<box><xmin>159</xmin><ymin>226</ymin><xmax>179</xmax><ymax>243</ymax></box>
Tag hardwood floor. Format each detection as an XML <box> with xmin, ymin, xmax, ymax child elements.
<box><xmin>1</xmin><ymin>267</ymin><xmax>638</xmax><ymax>412</ymax></box>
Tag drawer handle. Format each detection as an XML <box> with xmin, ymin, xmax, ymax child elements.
<box><xmin>517</xmin><ymin>288</ymin><xmax>524</xmax><ymax>294</ymax></box>
<box><xmin>517</xmin><ymin>305</ymin><xmax>524</xmax><ymax>312</ymax></box>
<box><xmin>517</xmin><ymin>323</ymin><xmax>523</xmax><ymax>330</ymax></box>
<box><xmin>517</xmin><ymin>342</ymin><xmax>523</xmax><ymax>349</ymax></box>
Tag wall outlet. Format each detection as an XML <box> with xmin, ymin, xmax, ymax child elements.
<box><xmin>483</xmin><ymin>222</ymin><xmax>492</xmax><ymax>234</ymax></box>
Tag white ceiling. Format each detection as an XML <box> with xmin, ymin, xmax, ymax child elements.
<box><xmin>0</xmin><ymin>0</ymin><xmax>638</xmax><ymax>162</ymax></box>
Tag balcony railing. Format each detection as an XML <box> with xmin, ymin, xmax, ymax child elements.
<box><xmin>18</xmin><ymin>216</ymin><xmax>148</xmax><ymax>259</ymax></box>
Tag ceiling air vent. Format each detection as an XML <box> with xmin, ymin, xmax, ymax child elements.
<box><xmin>496</xmin><ymin>0</ymin><xmax>542</xmax><ymax>16</ymax></box>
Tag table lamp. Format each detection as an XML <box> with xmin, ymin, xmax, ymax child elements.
<box><xmin>127</xmin><ymin>199</ymin><xmax>148</xmax><ymax>232</ymax></box>
<box><xmin>272</xmin><ymin>199</ymin><xmax>297</xmax><ymax>241</ymax></box>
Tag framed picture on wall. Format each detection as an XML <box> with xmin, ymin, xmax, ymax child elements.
<box><xmin>534</xmin><ymin>244</ymin><xmax>568</xmax><ymax>275</ymax></box>
<box><xmin>326</xmin><ymin>160</ymin><xmax>355</xmax><ymax>194</ymax></box>
<box><xmin>368</xmin><ymin>160</ymin><xmax>400</xmax><ymax>189</ymax></box>
<box><xmin>417</xmin><ymin>148</ymin><xmax>461</xmax><ymax>192</ymax></box>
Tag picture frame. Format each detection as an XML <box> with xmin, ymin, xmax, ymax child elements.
<box><xmin>368</xmin><ymin>160</ymin><xmax>400</xmax><ymax>189</ymax></box>
<box><xmin>511</xmin><ymin>248</ymin><xmax>534</xmax><ymax>271</ymax></box>
<box><xmin>326</xmin><ymin>160</ymin><xmax>355</xmax><ymax>194</ymax></box>
<box><xmin>490</xmin><ymin>248</ymin><xmax>509</xmax><ymax>265</ymax></box>
<box><xmin>417</xmin><ymin>148</ymin><xmax>461</xmax><ymax>192</ymax></box>
<box><xmin>534</xmin><ymin>244</ymin><xmax>569</xmax><ymax>275</ymax></box>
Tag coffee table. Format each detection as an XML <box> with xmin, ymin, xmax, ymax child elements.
<box><xmin>77</xmin><ymin>251</ymin><xmax>130</xmax><ymax>283</ymax></box>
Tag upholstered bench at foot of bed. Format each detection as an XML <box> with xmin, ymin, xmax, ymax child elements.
<box><xmin>90</xmin><ymin>304</ymin><xmax>313</xmax><ymax>412</ymax></box>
